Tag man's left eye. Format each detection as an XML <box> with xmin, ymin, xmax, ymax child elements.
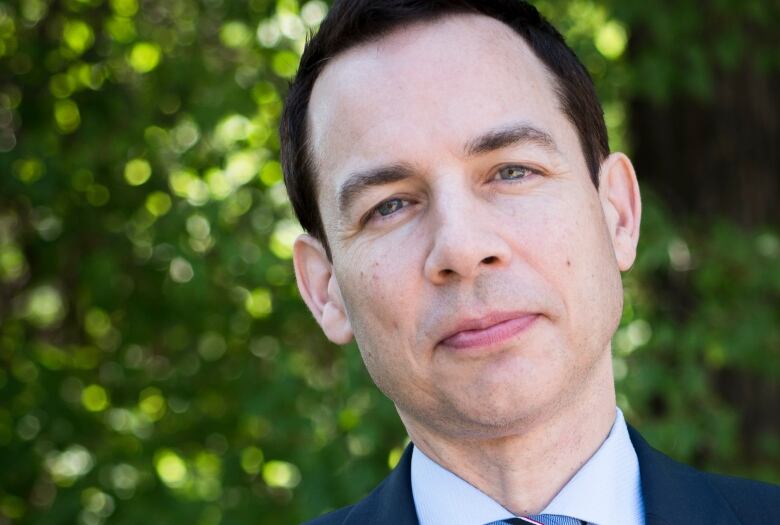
<box><xmin>495</xmin><ymin>165</ymin><xmax>534</xmax><ymax>181</ymax></box>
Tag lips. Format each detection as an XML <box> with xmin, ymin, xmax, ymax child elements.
<box><xmin>438</xmin><ymin>312</ymin><xmax>539</xmax><ymax>350</ymax></box>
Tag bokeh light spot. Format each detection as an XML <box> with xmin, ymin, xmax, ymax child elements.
<box><xmin>668</xmin><ymin>238</ymin><xmax>692</xmax><ymax>271</ymax></box>
<box><xmin>198</xmin><ymin>332</ymin><xmax>227</xmax><ymax>362</ymax></box>
<box><xmin>128</xmin><ymin>42</ymin><xmax>161</xmax><ymax>73</ymax></box>
<box><xmin>86</xmin><ymin>184</ymin><xmax>110</xmax><ymax>206</ymax></box>
<box><xmin>595</xmin><ymin>20</ymin><xmax>627</xmax><ymax>60</ymax></box>
<box><xmin>54</xmin><ymin>99</ymin><xmax>81</xmax><ymax>133</ymax></box>
<box><xmin>49</xmin><ymin>73</ymin><xmax>74</xmax><ymax>98</ymax></box>
<box><xmin>256</xmin><ymin>20</ymin><xmax>281</xmax><ymax>48</ymax></box>
<box><xmin>124</xmin><ymin>158</ymin><xmax>152</xmax><ymax>186</ymax></box>
<box><xmin>0</xmin><ymin>244</ymin><xmax>26</xmax><ymax>282</ymax></box>
<box><xmin>81</xmin><ymin>384</ymin><xmax>110</xmax><ymax>412</ymax></box>
<box><xmin>244</xmin><ymin>287</ymin><xmax>272</xmax><ymax>319</ymax></box>
<box><xmin>13</xmin><ymin>158</ymin><xmax>45</xmax><ymax>183</ymax></box>
<box><xmin>109</xmin><ymin>0</ymin><xmax>138</xmax><ymax>17</ymax></box>
<box><xmin>139</xmin><ymin>387</ymin><xmax>167</xmax><ymax>421</ymax></box>
<box><xmin>214</xmin><ymin>114</ymin><xmax>251</xmax><ymax>150</ymax></box>
<box><xmin>81</xmin><ymin>487</ymin><xmax>115</xmax><ymax>519</ymax></box>
<box><xmin>110</xmin><ymin>463</ymin><xmax>139</xmax><ymax>498</ymax></box>
<box><xmin>220</xmin><ymin>21</ymin><xmax>252</xmax><ymax>48</ymax></box>
<box><xmin>627</xmin><ymin>319</ymin><xmax>652</xmax><ymax>348</ymax></box>
<box><xmin>169</xmin><ymin>169</ymin><xmax>209</xmax><ymax>206</ymax></box>
<box><xmin>154</xmin><ymin>450</ymin><xmax>188</xmax><ymax>488</ymax></box>
<box><xmin>240</xmin><ymin>446</ymin><xmax>265</xmax><ymax>474</ymax></box>
<box><xmin>277</xmin><ymin>13</ymin><xmax>305</xmax><ymax>41</ymax></box>
<box><xmin>186</xmin><ymin>214</ymin><xmax>211</xmax><ymax>239</ymax></box>
<box><xmin>20</xmin><ymin>284</ymin><xmax>66</xmax><ymax>328</ymax></box>
<box><xmin>612</xmin><ymin>356</ymin><xmax>628</xmax><ymax>381</ymax></box>
<box><xmin>45</xmin><ymin>445</ymin><xmax>94</xmax><ymax>486</ymax></box>
<box><xmin>62</xmin><ymin>20</ymin><xmax>94</xmax><ymax>55</ymax></box>
<box><xmin>301</xmin><ymin>1</ymin><xmax>328</xmax><ymax>27</ymax></box>
<box><xmin>225</xmin><ymin>151</ymin><xmax>261</xmax><ymax>189</ymax></box>
<box><xmin>145</xmin><ymin>191</ymin><xmax>172</xmax><ymax>217</ymax></box>
<box><xmin>85</xmin><ymin>308</ymin><xmax>111</xmax><ymax>339</ymax></box>
<box><xmin>260</xmin><ymin>160</ymin><xmax>282</xmax><ymax>186</ymax></box>
<box><xmin>21</xmin><ymin>0</ymin><xmax>48</xmax><ymax>24</ymax></box>
<box><xmin>169</xmin><ymin>257</ymin><xmax>194</xmax><ymax>283</ymax></box>
<box><xmin>106</xmin><ymin>16</ymin><xmax>137</xmax><ymax>43</ymax></box>
<box><xmin>172</xmin><ymin>119</ymin><xmax>199</xmax><ymax>151</ymax></box>
<box><xmin>262</xmin><ymin>460</ymin><xmax>300</xmax><ymax>489</ymax></box>
<box><xmin>270</xmin><ymin>220</ymin><xmax>303</xmax><ymax>260</ymax></box>
<box><xmin>16</xmin><ymin>414</ymin><xmax>41</xmax><ymax>441</ymax></box>
<box><xmin>271</xmin><ymin>50</ymin><xmax>300</xmax><ymax>78</ymax></box>
<box><xmin>756</xmin><ymin>233</ymin><xmax>779</xmax><ymax>258</ymax></box>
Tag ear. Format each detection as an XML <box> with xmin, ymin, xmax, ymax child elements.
<box><xmin>292</xmin><ymin>234</ymin><xmax>354</xmax><ymax>345</ymax></box>
<box><xmin>598</xmin><ymin>153</ymin><xmax>642</xmax><ymax>272</ymax></box>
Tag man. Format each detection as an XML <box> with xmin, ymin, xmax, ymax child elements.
<box><xmin>279</xmin><ymin>1</ymin><xmax>780</xmax><ymax>524</ymax></box>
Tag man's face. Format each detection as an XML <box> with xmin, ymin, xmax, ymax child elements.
<box><xmin>298</xmin><ymin>15</ymin><xmax>639</xmax><ymax>438</ymax></box>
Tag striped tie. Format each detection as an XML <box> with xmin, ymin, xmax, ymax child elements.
<box><xmin>484</xmin><ymin>515</ymin><xmax>586</xmax><ymax>525</ymax></box>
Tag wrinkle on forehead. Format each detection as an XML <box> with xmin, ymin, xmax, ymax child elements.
<box><xmin>307</xmin><ymin>13</ymin><xmax>558</xmax><ymax>166</ymax></box>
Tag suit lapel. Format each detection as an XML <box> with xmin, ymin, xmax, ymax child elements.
<box><xmin>628</xmin><ymin>426</ymin><xmax>741</xmax><ymax>525</ymax></box>
<box><xmin>344</xmin><ymin>443</ymin><xmax>419</xmax><ymax>525</ymax></box>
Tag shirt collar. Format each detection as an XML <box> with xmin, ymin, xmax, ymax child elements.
<box><xmin>410</xmin><ymin>407</ymin><xmax>645</xmax><ymax>525</ymax></box>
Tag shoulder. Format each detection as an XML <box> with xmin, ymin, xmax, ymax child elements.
<box><xmin>302</xmin><ymin>505</ymin><xmax>355</xmax><ymax>525</ymax></box>
<box><xmin>703</xmin><ymin>470</ymin><xmax>780</xmax><ymax>521</ymax></box>
<box><xmin>300</xmin><ymin>444</ymin><xmax>418</xmax><ymax>525</ymax></box>
<box><xmin>628</xmin><ymin>424</ymin><xmax>780</xmax><ymax>523</ymax></box>
<box><xmin>301</xmin><ymin>500</ymin><xmax>384</xmax><ymax>525</ymax></box>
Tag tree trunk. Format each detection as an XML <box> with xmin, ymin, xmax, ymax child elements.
<box><xmin>630</xmin><ymin>64</ymin><xmax>779</xmax><ymax>227</ymax></box>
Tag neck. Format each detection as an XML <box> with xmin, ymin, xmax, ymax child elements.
<box><xmin>401</xmin><ymin>351</ymin><xmax>616</xmax><ymax>516</ymax></box>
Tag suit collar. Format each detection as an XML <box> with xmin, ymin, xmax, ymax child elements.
<box><xmin>344</xmin><ymin>427</ymin><xmax>741</xmax><ymax>525</ymax></box>
<box><xmin>411</xmin><ymin>409</ymin><xmax>644</xmax><ymax>525</ymax></box>
<box><xmin>342</xmin><ymin>443</ymin><xmax>418</xmax><ymax>525</ymax></box>
<box><xmin>628</xmin><ymin>425</ymin><xmax>741</xmax><ymax>525</ymax></box>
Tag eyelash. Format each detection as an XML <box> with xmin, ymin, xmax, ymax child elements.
<box><xmin>492</xmin><ymin>164</ymin><xmax>542</xmax><ymax>182</ymax></box>
<box><xmin>363</xmin><ymin>164</ymin><xmax>542</xmax><ymax>224</ymax></box>
<box><xmin>363</xmin><ymin>197</ymin><xmax>413</xmax><ymax>225</ymax></box>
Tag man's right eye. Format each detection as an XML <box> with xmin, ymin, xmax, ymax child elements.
<box><xmin>374</xmin><ymin>198</ymin><xmax>406</xmax><ymax>217</ymax></box>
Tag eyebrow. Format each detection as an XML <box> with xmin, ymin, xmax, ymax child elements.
<box><xmin>337</xmin><ymin>123</ymin><xmax>559</xmax><ymax>215</ymax></box>
<box><xmin>338</xmin><ymin>163</ymin><xmax>415</xmax><ymax>214</ymax></box>
<box><xmin>463</xmin><ymin>123</ymin><xmax>559</xmax><ymax>157</ymax></box>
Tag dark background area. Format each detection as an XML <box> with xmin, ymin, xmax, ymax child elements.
<box><xmin>0</xmin><ymin>0</ymin><xmax>778</xmax><ymax>523</ymax></box>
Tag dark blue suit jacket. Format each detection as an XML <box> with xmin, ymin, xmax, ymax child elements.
<box><xmin>304</xmin><ymin>426</ymin><xmax>780</xmax><ymax>524</ymax></box>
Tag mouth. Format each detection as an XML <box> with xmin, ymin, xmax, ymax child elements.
<box><xmin>438</xmin><ymin>312</ymin><xmax>540</xmax><ymax>350</ymax></box>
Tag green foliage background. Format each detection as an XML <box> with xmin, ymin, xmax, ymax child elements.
<box><xmin>0</xmin><ymin>0</ymin><xmax>777</xmax><ymax>523</ymax></box>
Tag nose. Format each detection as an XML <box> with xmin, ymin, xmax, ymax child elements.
<box><xmin>423</xmin><ymin>193</ymin><xmax>512</xmax><ymax>284</ymax></box>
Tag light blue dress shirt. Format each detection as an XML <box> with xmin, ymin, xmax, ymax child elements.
<box><xmin>411</xmin><ymin>408</ymin><xmax>645</xmax><ymax>525</ymax></box>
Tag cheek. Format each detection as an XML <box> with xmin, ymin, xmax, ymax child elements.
<box><xmin>513</xmin><ymin>192</ymin><xmax>617</xmax><ymax>308</ymax></box>
<box><xmin>542</xmin><ymin>197</ymin><xmax>623</xmax><ymax>342</ymax></box>
<box><xmin>339</xmin><ymin>250</ymin><xmax>428</xmax><ymax>394</ymax></box>
<box><xmin>505</xmin><ymin>197</ymin><xmax>583</xmax><ymax>274</ymax></box>
<box><xmin>340</xmin><ymin>247</ymin><xmax>420</xmax><ymax>335</ymax></box>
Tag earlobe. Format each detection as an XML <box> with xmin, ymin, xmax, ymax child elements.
<box><xmin>321</xmin><ymin>274</ymin><xmax>354</xmax><ymax>344</ymax></box>
<box><xmin>599</xmin><ymin>153</ymin><xmax>642</xmax><ymax>272</ymax></box>
<box><xmin>292</xmin><ymin>234</ymin><xmax>354</xmax><ymax>345</ymax></box>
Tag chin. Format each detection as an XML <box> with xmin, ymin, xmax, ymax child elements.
<box><xmin>411</xmin><ymin>388</ymin><xmax>556</xmax><ymax>439</ymax></box>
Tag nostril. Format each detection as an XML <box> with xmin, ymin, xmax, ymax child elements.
<box><xmin>482</xmin><ymin>255</ymin><xmax>499</xmax><ymax>265</ymax></box>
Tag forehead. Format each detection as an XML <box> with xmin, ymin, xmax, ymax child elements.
<box><xmin>307</xmin><ymin>14</ymin><xmax>577</xmax><ymax>212</ymax></box>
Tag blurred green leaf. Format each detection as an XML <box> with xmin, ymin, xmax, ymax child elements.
<box><xmin>0</xmin><ymin>1</ymin><xmax>777</xmax><ymax>524</ymax></box>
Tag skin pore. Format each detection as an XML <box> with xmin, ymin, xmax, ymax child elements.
<box><xmin>293</xmin><ymin>14</ymin><xmax>641</xmax><ymax>515</ymax></box>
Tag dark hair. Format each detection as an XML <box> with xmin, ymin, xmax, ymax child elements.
<box><xmin>280</xmin><ymin>0</ymin><xmax>609</xmax><ymax>254</ymax></box>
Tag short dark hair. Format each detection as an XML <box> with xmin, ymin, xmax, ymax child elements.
<box><xmin>280</xmin><ymin>0</ymin><xmax>609</xmax><ymax>254</ymax></box>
